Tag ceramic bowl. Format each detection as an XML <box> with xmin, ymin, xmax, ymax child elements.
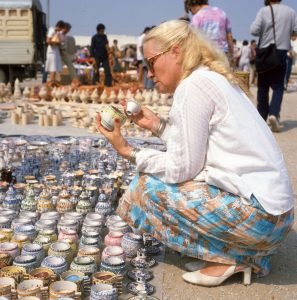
<box><xmin>90</xmin><ymin>283</ymin><xmax>117</xmax><ymax>300</ymax></box>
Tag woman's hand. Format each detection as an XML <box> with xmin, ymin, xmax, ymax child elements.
<box><xmin>96</xmin><ymin>113</ymin><xmax>132</xmax><ymax>159</ymax></box>
<box><xmin>122</xmin><ymin>101</ymin><xmax>161</xmax><ymax>135</ymax></box>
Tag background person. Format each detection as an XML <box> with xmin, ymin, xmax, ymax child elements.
<box><xmin>96</xmin><ymin>20</ymin><xmax>293</xmax><ymax>287</ymax></box>
<box><xmin>110</xmin><ymin>39</ymin><xmax>122</xmax><ymax>73</ymax></box>
<box><xmin>250</xmin><ymin>0</ymin><xmax>297</xmax><ymax>132</ymax></box>
<box><xmin>238</xmin><ymin>40</ymin><xmax>251</xmax><ymax>72</ymax></box>
<box><xmin>45</xmin><ymin>20</ymin><xmax>65</xmax><ymax>84</ymax></box>
<box><xmin>90</xmin><ymin>23</ymin><xmax>112</xmax><ymax>86</ymax></box>
<box><xmin>136</xmin><ymin>27</ymin><xmax>150</xmax><ymax>84</ymax></box>
<box><xmin>60</xmin><ymin>22</ymin><xmax>79</xmax><ymax>86</ymax></box>
<box><xmin>184</xmin><ymin>0</ymin><xmax>234</xmax><ymax>65</ymax></box>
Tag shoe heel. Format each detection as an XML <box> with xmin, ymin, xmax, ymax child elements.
<box><xmin>243</xmin><ymin>267</ymin><xmax>252</xmax><ymax>285</ymax></box>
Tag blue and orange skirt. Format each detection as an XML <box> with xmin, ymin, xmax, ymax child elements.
<box><xmin>117</xmin><ymin>173</ymin><xmax>294</xmax><ymax>277</ymax></box>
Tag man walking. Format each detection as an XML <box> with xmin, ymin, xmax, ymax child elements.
<box><xmin>251</xmin><ymin>0</ymin><xmax>297</xmax><ymax>132</ymax></box>
<box><xmin>90</xmin><ymin>23</ymin><xmax>112</xmax><ymax>86</ymax></box>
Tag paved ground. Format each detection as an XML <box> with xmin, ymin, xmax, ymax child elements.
<box><xmin>0</xmin><ymin>81</ymin><xmax>296</xmax><ymax>299</ymax></box>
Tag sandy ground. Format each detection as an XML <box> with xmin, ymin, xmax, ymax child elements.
<box><xmin>0</xmin><ymin>80</ymin><xmax>297</xmax><ymax>299</ymax></box>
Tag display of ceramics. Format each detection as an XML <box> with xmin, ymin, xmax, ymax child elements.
<box><xmin>0</xmin><ymin>134</ymin><xmax>167</xmax><ymax>299</ymax></box>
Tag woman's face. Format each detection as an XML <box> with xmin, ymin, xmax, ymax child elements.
<box><xmin>143</xmin><ymin>40</ymin><xmax>183</xmax><ymax>94</ymax></box>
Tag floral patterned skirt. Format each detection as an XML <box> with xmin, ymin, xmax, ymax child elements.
<box><xmin>117</xmin><ymin>173</ymin><xmax>294</xmax><ymax>276</ymax></box>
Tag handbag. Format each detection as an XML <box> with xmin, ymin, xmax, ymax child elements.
<box><xmin>255</xmin><ymin>5</ymin><xmax>281</xmax><ymax>73</ymax></box>
<box><xmin>51</xmin><ymin>33</ymin><xmax>60</xmax><ymax>44</ymax></box>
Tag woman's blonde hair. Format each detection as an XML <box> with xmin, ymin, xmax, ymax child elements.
<box><xmin>144</xmin><ymin>20</ymin><xmax>249</xmax><ymax>95</ymax></box>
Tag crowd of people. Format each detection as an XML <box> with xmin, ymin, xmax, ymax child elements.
<box><xmin>95</xmin><ymin>0</ymin><xmax>296</xmax><ymax>289</ymax></box>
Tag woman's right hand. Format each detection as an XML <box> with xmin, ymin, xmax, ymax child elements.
<box><xmin>125</xmin><ymin>104</ymin><xmax>161</xmax><ymax>135</ymax></box>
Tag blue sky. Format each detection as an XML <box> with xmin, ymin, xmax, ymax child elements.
<box><xmin>40</xmin><ymin>0</ymin><xmax>297</xmax><ymax>40</ymax></box>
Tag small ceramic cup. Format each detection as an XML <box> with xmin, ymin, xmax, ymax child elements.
<box><xmin>126</xmin><ymin>99</ymin><xmax>141</xmax><ymax>116</ymax></box>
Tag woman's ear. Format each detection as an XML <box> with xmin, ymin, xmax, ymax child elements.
<box><xmin>171</xmin><ymin>45</ymin><xmax>182</xmax><ymax>58</ymax></box>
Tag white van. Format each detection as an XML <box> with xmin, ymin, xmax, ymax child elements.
<box><xmin>0</xmin><ymin>0</ymin><xmax>46</xmax><ymax>83</ymax></box>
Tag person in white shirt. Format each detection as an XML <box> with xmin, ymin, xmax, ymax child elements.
<box><xmin>136</xmin><ymin>27</ymin><xmax>150</xmax><ymax>84</ymax></box>
<box><xmin>96</xmin><ymin>20</ymin><xmax>294</xmax><ymax>287</ymax></box>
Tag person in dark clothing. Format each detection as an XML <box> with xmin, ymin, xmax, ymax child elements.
<box><xmin>90</xmin><ymin>23</ymin><xmax>112</xmax><ymax>86</ymax></box>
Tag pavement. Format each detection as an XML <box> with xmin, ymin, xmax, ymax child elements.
<box><xmin>0</xmin><ymin>80</ymin><xmax>297</xmax><ymax>300</ymax></box>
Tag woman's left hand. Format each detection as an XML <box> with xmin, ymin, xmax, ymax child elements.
<box><xmin>96</xmin><ymin>113</ymin><xmax>133</xmax><ymax>159</ymax></box>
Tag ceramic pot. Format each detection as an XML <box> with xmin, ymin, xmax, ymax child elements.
<box><xmin>101</xmin><ymin>246</ymin><xmax>125</xmax><ymax>261</ymax></box>
<box><xmin>11</xmin><ymin>217</ymin><xmax>32</xmax><ymax>230</ymax></box>
<box><xmin>95</xmin><ymin>201</ymin><xmax>113</xmax><ymax>217</ymax></box>
<box><xmin>0</xmin><ymin>209</ymin><xmax>17</xmax><ymax>222</ymax></box>
<box><xmin>70</xmin><ymin>256</ymin><xmax>97</xmax><ymax>276</ymax></box>
<box><xmin>81</xmin><ymin>219</ymin><xmax>103</xmax><ymax>235</ymax></box>
<box><xmin>85</xmin><ymin>212</ymin><xmax>105</xmax><ymax>224</ymax></box>
<box><xmin>0</xmin><ymin>216</ymin><xmax>11</xmax><ymax>229</ymax></box>
<box><xmin>48</xmin><ymin>242</ymin><xmax>72</xmax><ymax>265</ymax></box>
<box><xmin>22</xmin><ymin>243</ymin><xmax>45</xmax><ymax>266</ymax></box>
<box><xmin>14</xmin><ymin>224</ymin><xmax>37</xmax><ymax>241</ymax></box>
<box><xmin>0</xmin><ymin>253</ymin><xmax>12</xmax><ymax>268</ymax></box>
<box><xmin>108</xmin><ymin>221</ymin><xmax>131</xmax><ymax>235</ymax></box>
<box><xmin>19</xmin><ymin>211</ymin><xmax>39</xmax><ymax>224</ymax></box>
<box><xmin>0</xmin><ymin>228</ymin><xmax>13</xmax><ymax>240</ymax></box>
<box><xmin>100</xmin><ymin>256</ymin><xmax>126</xmax><ymax>276</ymax></box>
<box><xmin>35</xmin><ymin>219</ymin><xmax>57</xmax><ymax>232</ymax></box>
<box><xmin>60</xmin><ymin>270</ymin><xmax>86</xmax><ymax>292</ymax></box>
<box><xmin>33</xmin><ymin>236</ymin><xmax>51</xmax><ymax>255</ymax></box>
<box><xmin>37</xmin><ymin>229</ymin><xmax>58</xmax><ymax>243</ymax></box>
<box><xmin>0</xmin><ymin>277</ymin><xmax>15</xmax><ymax>299</ymax></box>
<box><xmin>121</xmin><ymin>233</ymin><xmax>143</xmax><ymax>258</ymax></box>
<box><xmin>41</xmin><ymin>256</ymin><xmax>68</xmax><ymax>275</ymax></box>
<box><xmin>90</xmin><ymin>283</ymin><xmax>117</xmax><ymax>300</ymax></box>
<box><xmin>17</xmin><ymin>279</ymin><xmax>47</xmax><ymax>299</ymax></box>
<box><xmin>40</xmin><ymin>211</ymin><xmax>60</xmax><ymax>222</ymax></box>
<box><xmin>13</xmin><ymin>254</ymin><xmax>37</xmax><ymax>272</ymax></box>
<box><xmin>57</xmin><ymin>219</ymin><xmax>78</xmax><ymax>233</ymax></box>
<box><xmin>58</xmin><ymin>229</ymin><xmax>79</xmax><ymax>244</ymax></box>
<box><xmin>49</xmin><ymin>281</ymin><xmax>80</xmax><ymax>300</ymax></box>
<box><xmin>0</xmin><ymin>242</ymin><xmax>20</xmax><ymax>259</ymax></box>
<box><xmin>63</xmin><ymin>212</ymin><xmax>84</xmax><ymax>228</ymax></box>
<box><xmin>105</xmin><ymin>215</ymin><xmax>122</xmax><ymax>228</ymax></box>
<box><xmin>77</xmin><ymin>246</ymin><xmax>101</xmax><ymax>266</ymax></box>
<box><xmin>29</xmin><ymin>267</ymin><xmax>56</xmax><ymax>286</ymax></box>
<box><xmin>104</xmin><ymin>231</ymin><xmax>124</xmax><ymax>247</ymax></box>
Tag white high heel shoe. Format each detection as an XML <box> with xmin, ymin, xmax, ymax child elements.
<box><xmin>182</xmin><ymin>265</ymin><xmax>252</xmax><ymax>287</ymax></box>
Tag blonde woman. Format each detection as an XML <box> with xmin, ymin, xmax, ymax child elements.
<box><xmin>96</xmin><ymin>20</ymin><xmax>294</xmax><ymax>287</ymax></box>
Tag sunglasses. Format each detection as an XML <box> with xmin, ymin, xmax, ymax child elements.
<box><xmin>144</xmin><ymin>49</ymin><xmax>170</xmax><ymax>74</ymax></box>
